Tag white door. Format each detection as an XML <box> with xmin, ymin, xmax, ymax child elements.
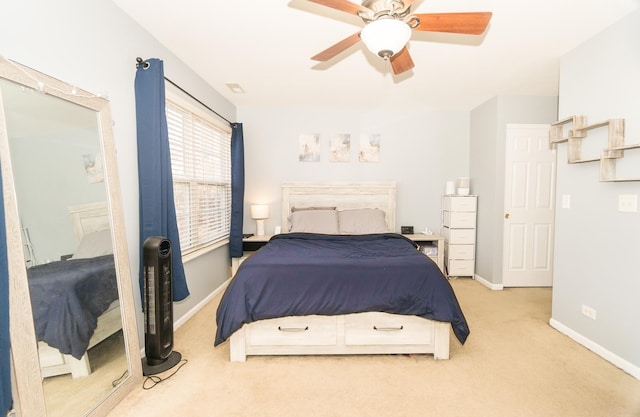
<box><xmin>502</xmin><ymin>124</ymin><xmax>556</xmax><ymax>287</ymax></box>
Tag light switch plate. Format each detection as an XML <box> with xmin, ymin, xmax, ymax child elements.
<box><xmin>562</xmin><ymin>194</ymin><xmax>571</xmax><ymax>209</ymax></box>
<box><xmin>618</xmin><ymin>194</ymin><xmax>638</xmax><ymax>213</ymax></box>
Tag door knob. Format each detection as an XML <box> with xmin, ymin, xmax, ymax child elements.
<box><xmin>505</xmin><ymin>213</ymin><xmax>510</xmax><ymax>219</ymax></box>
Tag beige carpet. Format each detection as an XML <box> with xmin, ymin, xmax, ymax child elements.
<box><xmin>107</xmin><ymin>279</ymin><xmax>640</xmax><ymax>417</ymax></box>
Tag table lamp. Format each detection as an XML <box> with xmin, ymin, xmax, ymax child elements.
<box><xmin>250</xmin><ymin>204</ymin><xmax>269</xmax><ymax>236</ymax></box>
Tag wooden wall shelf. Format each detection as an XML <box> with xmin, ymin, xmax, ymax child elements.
<box><xmin>550</xmin><ymin>116</ymin><xmax>640</xmax><ymax>182</ymax></box>
<box><xmin>600</xmin><ymin>143</ymin><xmax>640</xmax><ymax>182</ymax></box>
<box><xmin>549</xmin><ymin>115</ymin><xmax>586</xmax><ymax>144</ymax></box>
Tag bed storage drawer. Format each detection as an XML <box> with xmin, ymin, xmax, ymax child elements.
<box><xmin>245</xmin><ymin>315</ymin><xmax>337</xmax><ymax>346</ymax></box>
<box><xmin>230</xmin><ymin>312</ymin><xmax>451</xmax><ymax>361</ymax></box>
<box><xmin>345</xmin><ymin>312</ymin><xmax>432</xmax><ymax>346</ymax></box>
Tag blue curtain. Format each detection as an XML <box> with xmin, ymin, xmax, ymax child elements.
<box><xmin>0</xmin><ymin>164</ymin><xmax>13</xmax><ymax>414</ymax></box>
<box><xmin>134</xmin><ymin>58</ymin><xmax>189</xmax><ymax>302</ymax></box>
<box><xmin>229</xmin><ymin>123</ymin><xmax>245</xmax><ymax>258</ymax></box>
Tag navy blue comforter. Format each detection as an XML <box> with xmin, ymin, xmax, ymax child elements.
<box><xmin>28</xmin><ymin>254</ymin><xmax>118</xmax><ymax>359</ymax></box>
<box><xmin>215</xmin><ymin>233</ymin><xmax>469</xmax><ymax>346</ymax></box>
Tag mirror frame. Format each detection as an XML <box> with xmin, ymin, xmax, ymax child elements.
<box><xmin>0</xmin><ymin>57</ymin><xmax>142</xmax><ymax>417</ymax></box>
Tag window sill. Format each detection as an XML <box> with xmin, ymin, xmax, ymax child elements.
<box><xmin>182</xmin><ymin>238</ymin><xmax>229</xmax><ymax>263</ymax></box>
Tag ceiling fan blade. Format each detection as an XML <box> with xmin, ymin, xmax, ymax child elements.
<box><xmin>390</xmin><ymin>47</ymin><xmax>414</xmax><ymax>75</ymax></box>
<box><xmin>306</xmin><ymin>0</ymin><xmax>370</xmax><ymax>16</ymax></box>
<box><xmin>412</xmin><ymin>12</ymin><xmax>492</xmax><ymax>35</ymax></box>
<box><xmin>311</xmin><ymin>32</ymin><xmax>362</xmax><ymax>61</ymax></box>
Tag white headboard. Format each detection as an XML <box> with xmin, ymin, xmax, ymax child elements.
<box><xmin>281</xmin><ymin>181</ymin><xmax>397</xmax><ymax>232</ymax></box>
<box><xmin>67</xmin><ymin>201</ymin><xmax>110</xmax><ymax>242</ymax></box>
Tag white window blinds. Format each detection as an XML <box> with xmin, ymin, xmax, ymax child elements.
<box><xmin>166</xmin><ymin>96</ymin><xmax>231</xmax><ymax>255</ymax></box>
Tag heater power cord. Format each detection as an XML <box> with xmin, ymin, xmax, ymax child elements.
<box><xmin>143</xmin><ymin>358</ymin><xmax>189</xmax><ymax>390</ymax></box>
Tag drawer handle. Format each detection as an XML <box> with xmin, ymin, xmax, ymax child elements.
<box><xmin>373</xmin><ymin>325</ymin><xmax>404</xmax><ymax>331</ymax></box>
<box><xmin>278</xmin><ymin>326</ymin><xmax>309</xmax><ymax>332</ymax></box>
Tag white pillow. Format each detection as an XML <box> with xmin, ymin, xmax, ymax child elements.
<box><xmin>289</xmin><ymin>209</ymin><xmax>340</xmax><ymax>234</ymax></box>
<box><xmin>338</xmin><ymin>208</ymin><xmax>388</xmax><ymax>234</ymax></box>
<box><xmin>71</xmin><ymin>229</ymin><xmax>113</xmax><ymax>259</ymax></box>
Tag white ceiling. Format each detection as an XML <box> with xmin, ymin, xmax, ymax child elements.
<box><xmin>112</xmin><ymin>0</ymin><xmax>639</xmax><ymax>111</ymax></box>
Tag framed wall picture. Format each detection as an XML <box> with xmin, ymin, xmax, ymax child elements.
<box><xmin>359</xmin><ymin>133</ymin><xmax>381</xmax><ymax>162</ymax></box>
<box><xmin>298</xmin><ymin>133</ymin><xmax>320</xmax><ymax>162</ymax></box>
<box><xmin>83</xmin><ymin>152</ymin><xmax>104</xmax><ymax>183</ymax></box>
<box><xmin>329</xmin><ymin>133</ymin><xmax>351</xmax><ymax>162</ymax></box>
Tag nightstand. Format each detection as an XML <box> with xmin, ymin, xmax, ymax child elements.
<box><xmin>242</xmin><ymin>234</ymin><xmax>273</xmax><ymax>251</ymax></box>
<box><xmin>403</xmin><ymin>233</ymin><xmax>445</xmax><ymax>274</ymax></box>
<box><xmin>231</xmin><ymin>235</ymin><xmax>273</xmax><ymax>276</ymax></box>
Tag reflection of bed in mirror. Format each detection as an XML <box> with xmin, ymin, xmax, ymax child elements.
<box><xmin>30</xmin><ymin>202</ymin><xmax>122</xmax><ymax>378</ymax></box>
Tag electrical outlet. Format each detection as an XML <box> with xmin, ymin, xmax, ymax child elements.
<box><xmin>581</xmin><ymin>304</ymin><xmax>597</xmax><ymax>320</ymax></box>
<box><xmin>618</xmin><ymin>194</ymin><xmax>638</xmax><ymax>213</ymax></box>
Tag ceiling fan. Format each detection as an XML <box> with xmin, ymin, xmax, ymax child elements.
<box><xmin>308</xmin><ymin>0</ymin><xmax>492</xmax><ymax>75</ymax></box>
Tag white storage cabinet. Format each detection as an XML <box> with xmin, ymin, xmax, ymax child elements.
<box><xmin>442</xmin><ymin>195</ymin><xmax>477</xmax><ymax>278</ymax></box>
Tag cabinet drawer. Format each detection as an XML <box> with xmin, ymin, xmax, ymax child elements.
<box><xmin>447</xmin><ymin>260</ymin><xmax>475</xmax><ymax>276</ymax></box>
<box><xmin>442</xmin><ymin>211</ymin><xmax>476</xmax><ymax>228</ymax></box>
<box><xmin>443</xmin><ymin>196</ymin><xmax>477</xmax><ymax>212</ymax></box>
<box><xmin>443</xmin><ymin>227</ymin><xmax>476</xmax><ymax>244</ymax></box>
<box><xmin>246</xmin><ymin>316</ymin><xmax>337</xmax><ymax>346</ymax></box>
<box><xmin>345</xmin><ymin>312</ymin><xmax>432</xmax><ymax>346</ymax></box>
<box><xmin>447</xmin><ymin>244</ymin><xmax>475</xmax><ymax>260</ymax></box>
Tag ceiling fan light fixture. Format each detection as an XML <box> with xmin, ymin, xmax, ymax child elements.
<box><xmin>360</xmin><ymin>18</ymin><xmax>411</xmax><ymax>59</ymax></box>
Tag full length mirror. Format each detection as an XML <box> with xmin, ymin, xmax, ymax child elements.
<box><xmin>0</xmin><ymin>58</ymin><xmax>141</xmax><ymax>417</ymax></box>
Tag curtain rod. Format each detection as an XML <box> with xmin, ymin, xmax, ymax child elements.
<box><xmin>136</xmin><ymin>57</ymin><xmax>234</xmax><ymax>126</ymax></box>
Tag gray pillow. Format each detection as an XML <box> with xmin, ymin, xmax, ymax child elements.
<box><xmin>289</xmin><ymin>209</ymin><xmax>340</xmax><ymax>234</ymax></box>
<box><xmin>338</xmin><ymin>208</ymin><xmax>388</xmax><ymax>234</ymax></box>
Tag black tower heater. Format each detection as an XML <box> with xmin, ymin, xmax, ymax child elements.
<box><xmin>142</xmin><ymin>236</ymin><xmax>181</xmax><ymax>375</ymax></box>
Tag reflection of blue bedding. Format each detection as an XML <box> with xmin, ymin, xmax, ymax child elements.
<box><xmin>27</xmin><ymin>255</ymin><xmax>118</xmax><ymax>359</ymax></box>
<box><xmin>215</xmin><ymin>233</ymin><xmax>469</xmax><ymax>346</ymax></box>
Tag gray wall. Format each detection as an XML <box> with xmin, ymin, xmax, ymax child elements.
<box><xmin>238</xmin><ymin>107</ymin><xmax>470</xmax><ymax>235</ymax></box>
<box><xmin>551</xmin><ymin>10</ymin><xmax>640</xmax><ymax>374</ymax></box>
<box><xmin>0</xmin><ymin>0</ymin><xmax>237</xmax><ymax>347</ymax></box>
<box><xmin>470</xmin><ymin>96</ymin><xmax>558</xmax><ymax>286</ymax></box>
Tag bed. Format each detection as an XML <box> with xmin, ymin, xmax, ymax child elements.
<box><xmin>31</xmin><ymin>202</ymin><xmax>122</xmax><ymax>378</ymax></box>
<box><xmin>216</xmin><ymin>181</ymin><xmax>469</xmax><ymax>361</ymax></box>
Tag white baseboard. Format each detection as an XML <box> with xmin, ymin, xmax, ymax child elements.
<box><xmin>474</xmin><ymin>273</ymin><xmax>504</xmax><ymax>291</ymax></box>
<box><xmin>549</xmin><ymin>318</ymin><xmax>640</xmax><ymax>380</ymax></box>
<box><xmin>174</xmin><ymin>277</ymin><xmax>232</xmax><ymax>330</ymax></box>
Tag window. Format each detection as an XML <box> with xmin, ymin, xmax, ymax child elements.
<box><xmin>165</xmin><ymin>92</ymin><xmax>231</xmax><ymax>256</ymax></box>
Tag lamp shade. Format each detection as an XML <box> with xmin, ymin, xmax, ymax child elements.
<box><xmin>250</xmin><ymin>204</ymin><xmax>269</xmax><ymax>220</ymax></box>
<box><xmin>360</xmin><ymin>18</ymin><xmax>412</xmax><ymax>58</ymax></box>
